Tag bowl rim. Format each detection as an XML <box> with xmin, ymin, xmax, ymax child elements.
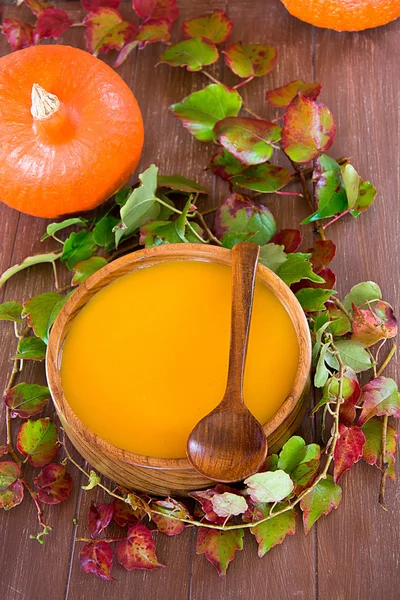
<box><xmin>46</xmin><ymin>243</ymin><xmax>311</xmax><ymax>471</ymax></box>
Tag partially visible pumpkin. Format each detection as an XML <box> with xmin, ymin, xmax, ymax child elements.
<box><xmin>0</xmin><ymin>45</ymin><xmax>144</xmax><ymax>218</ymax></box>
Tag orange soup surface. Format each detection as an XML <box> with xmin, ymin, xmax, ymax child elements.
<box><xmin>61</xmin><ymin>260</ymin><xmax>299</xmax><ymax>458</ymax></box>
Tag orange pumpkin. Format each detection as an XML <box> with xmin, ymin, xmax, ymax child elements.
<box><xmin>0</xmin><ymin>45</ymin><xmax>144</xmax><ymax>218</ymax></box>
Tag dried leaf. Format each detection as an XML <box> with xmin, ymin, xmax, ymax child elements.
<box><xmin>33</xmin><ymin>8</ymin><xmax>73</xmax><ymax>43</ymax></box>
<box><xmin>266</xmin><ymin>80</ymin><xmax>321</xmax><ymax>107</ymax></box>
<box><xmin>282</xmin><ymin>97</ymin><xmax>336</xmax><ymax>163</ymax></box>
<box><xmin>333</xmin><ymin>424</ymin><xmax>365</xmax><ymax>482</ymax></box>
<box><xmin>13</xmin><ymin>337</ymin><xmax>47</xmax><ymax>361</ymax></box>
<box><xmin>0</xmin><ymin>301</ymin><xmax>23</xmax><ymax>323</ymax></box>
<box><xmin>358</xmin><ymin>377</ymin><xmax>400</xmax><ymax>426</ymax></box>
<box><xmin>361</xmin><ymin>417</ymin><xmax>398</xmax><ymax>480</ymax></box>
<box><xmin>300</xmin><ymin>475</ymin><xmax>341</xmax><ymax>534</ymax></box>
<box><xmin>150</xmin><ymin>497</ymin><xmax>190</xmax><ymax>535</ymax></box>
<box><xmin>61</xmin><ymin>231</ymin><xmax>96</xmax><ymax>271</ymax></box>
<box><xmin>2</xmin><ymin>19</ymin><xmax>34</xmax><ymax>51</ymax></box>
<box><xmin>295</xmin><ymin>288</ymin><xmax>335</xmax><ymax>312</ymax></box>
<box><xmin>210</xmin><ymin>492</ymin><xmax>248</xmax><ymax>518</ymax></box>
<box><xmin>22</xmin><ymin>292</ymin><xmax>63</xmax><ymax>343</ymax></box>
<box><xmin>160</xmin><ymin>37</ymin><xmax>218</xmax><ymax>72</ymax></box>
<box><xmin>41</xmin><ymin>218</ymin><xmax>88</xmax><ymax>242</ymax></box>
<box><xmin>72</xmin><ymin>257</ymin><xmax>108</xmax><ymax>286</ymax></box>
<box><xmin>251</xmin><ymin>503</ymin><xmax>296</xmax><ymax>557</ymax></box>
<box><xmin>351</xmin><ymin>302</ymin><xmax>397</xmax><ymax>347</ymax></box>
<box><xmin>88</xmin><ymin>502</ymin><xmax>114</xmax><ymax>538</ymax></box>
<box><xmin>224</xmin><ymin>42</ymin><xmax>277</xmax><ymax>78</ymax></box>
<box><xmin>214</xmin><ymin>117</ymin><xmax>281</xmax><ymax>165</ymax></box>
<box><xmin>132</xmin><ymin>0</ymin><xmax>178</xmax><ymax>21</ymax></box>
<box><xmin>4</xmin><ymin>383</ymin><xmax>50</xmax><ymax>419</ymax></box>
<box><xmin>182</xmin><ymin>9</ymin><xmax>233</xmax><ymax>44</ymax></box>
<box><xmin>16</xmin><ymin>418</ymin><xmax>59</xmax><ymax>468</ymax></box>
<box><xmin>244</xmin><ymin>470</ymin><xmax>294</xmax><ymax>503</ymax></box>
<box><xmin>116</xmin><ymin>523</ymin><xmax>165</xmax><ymax>570</ymax></box>
<box><xmin>83</xmin><ymin>8</ymin><xmax>135</xmax><ymax>56</ymax></box>
<box><xmin>275</xmin><ymin>253</ymin><xmax>324</xmax><ymax>287</ymax></box>
<box><xmin>196</xmin><ymin>527</ymin><xmax>243</xmax><ymax>578</ymax></box>
<box><xmin>333</xmin><ymin>339</ymin><xmax>373</xmax><ymax>373</ymax></box>
<box><xmin>271</xmin><ymin>229</ymin><xmax>302</xmax><ymax>253</ymax></box>
<box><xmin>135</xmin><ymin>19</ymin><xmax>171</xmax><ymax>48</ymax></box>
<box><xmin>0</xmin><ymin>252</ymin><xmax>61</xmax><ymax>291</ymax></box>
<box><xmin>0</xmin><ymin>461</ymin><xmax>24</xmax><ymax>510</ymax></box>
<box><xmin>230</xmin><ymin>162</ymin><xmax>291</xmax><ymax>193</ymax></box>
<box><xmin>343</xmin><ymin>281</ymin><xmax>382</xmax><ymax>312</ymax></box>
<box><xmin>207</xmin><ymin>148</ymin><xmax>245</xmax><ymax>181</ymax></box>
<box><xmin>80</xmin><ymin>541</ymin><xmax>115</xmax><ymax>580</ymax></box>
<box><xmin>34</xmin><ymin>463</ymin><xmax>72</xmax><ymax>505</ymax></box>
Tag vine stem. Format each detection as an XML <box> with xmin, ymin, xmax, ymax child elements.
<box><xmin>232</xmin><ymin>75</ymin><xmax>254</xmax><ymax>90</ymax></box>
<box><xmin>22</xmin><ymin>476</ymin><xmax>51</xmax><ymax>532</ymax></box>
<box><xmin>4</xmin><ymin>359</ymin><xmax>22</xmax><ymax>466</ymax></box>
<box><xmin>322</xmin><ymin>208</ymin><xmax>351</xmax><ymax>231</ymax></box>
<box><xmin>201</xmin><ymin>70</ymin><xmax>265</xmax><ymax>120</ymax></box>
<box><xmin>196</xmin><ymin>213</ymin><xmax>222</xmax><ymax>246</ymax></box>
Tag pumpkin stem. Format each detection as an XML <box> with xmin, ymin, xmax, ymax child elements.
<box><xmin>31</xmin><ymin>84</ymin><xmax>60</xmax><ymax>120</ymax></box>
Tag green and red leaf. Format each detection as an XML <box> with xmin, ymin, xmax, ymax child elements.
<box><xmin>182</xmin><ymin>9</ymin><xmax>233</xmax><ymax>44</ymax></box>
<box><xmin>2</xmin><ymin>19</ymin><xmax>34</xmax><ymax>51</ymax></box>
<box><xmin>114</xmin><ymin>40</ymin><xmax>139</xmax><ymax>67</ymax></box>
<box><xmin>88</xmin><ymin>502</ymin><xmax>114</xmax><ymax>537</ymax></box>
<box><xmin>276</xmin><ymin>253</ymin><xmax>325</xmax><ymax>288</ymax></box>
<box><xmin>196</xmin><ymin>527</ymin><xmax>244</xmax><ymax>578</ymax></box>
<box><xmin>132</xmin><ymin>0</ymin><xmax>178</xmax><ymax>21</ymax></box>
<box><xmin>113</xmin><ymin>498</ymin><xmax>141</xmax><ymax>526</ymax></box>
<box><xmin>116</xmin><ymin>523</ymin><xmax>165</xmax><ymax>570</ymax></box>
<box><xmin>213</xmin><ymin>117</ymin><xmax>281</xmax><ymax>165</ymax></box>
<box><xmin>326</xmin><ymin>301</ymin><xmax>352</xmax><ymax>336</ymax></box>
<box><xmin>0</xmin><ymin>461</ymin><xmax>24</xmax><ymax>511</ymax></box>
<box><xmin>83</xmin><ymin>8</ymin><xmax>135</xmax><ymax>56</ymax></box>
<box><xmin>135</xmin><ymin>18</ymin><xmax>171</xmax><ymax>48</ymax></box>
<box><xmin>361</xmin><ymin>417</ymin><xmax>398</xmax><ymax>480</ymax></box>
<box><xmin>271</xmin><ymin>229</ymin><xmax>302</xmax><ymax>253</ymax></box>
<box><xmin>251</xmin><ymin>503</ymin><xmax>296</xmax><ymax>557</ymax></box>
<box><xmin>224</xmin><ymin>42</ymin><xmax>277</xmax><ymax>78</ymax></box>
<box><xmin>358</xmin><ymin>377</ymin><xmax>400</xmax><ymax>426</ymax></box>
<box><xmin>80</xmin><ymin>541</ymin><xmax>115</xmax><ymax>580</ymax></box>
<box><xmin>230</xmin><ymin>162</ymin><xmax>291</xmax><ymax>193</ymax></box>
<box><xmin>16</xmin><ymin>418</ymin><xmax>59</xmax><ymax>468</ymax></box>
<box><xmin>160</xmin><ymin>37</ymin><xmax>218</xmax><ymax>72</ymax></box>
<box><xmin>333</xmin><ymin>424</ymin><xmax>365</xmax><ymax>482</ymax></box>
<box><xmin>310</xmin><ymin>239</ymin><xmax>337</xmax><ymax>273</ymax></box>
<box><xmin>150</xmin><ymin>497</ymin><xmax>190</xmax><ymax>536</ymax></box>
<box><xmin>207</xmin><ymin>148</ymin><xmax>245</xmax><ymax>181</ymax></box>
<box><xmin>351</xmin><ymin>302</ymin><xmax>397</xmax><ymax>347</ymax></box>
<box><xmin>4</xmin><ymin>383</ymin><xmax>50</xmax><ymax>419</ymax></box>
<box><xmin>34</xmin><ymin>463</ymin><xmax>72</xmax><ymax>505</ymax></box>
<box><xmin>33</xmin><ymin>8</ymin><xmax>73</xmax><ymax>43</ymax></box>
<box><xmin>0</xmin><ymin>301</ymin><xmax>23</xmax><ymax>323</ymax></box>
<box><xmin>12</xmin><ymin>337</ymin><xmax>47</xmax><ymax>361</ymax></box>
<box><xmin>266</xmin><ymin>80</ymin><xmax>322</xmax><ymax>107</ymax></box>
<box><xmin>300</xmin><ymin>475</ymin><xmax>342</xmax><ymax>534</ymax></box>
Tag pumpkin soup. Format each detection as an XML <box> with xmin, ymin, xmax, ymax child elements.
<box><xmin>60</xmin><ymin>260</ymin><xmax>299</xmax><ymax>458</ymax></box>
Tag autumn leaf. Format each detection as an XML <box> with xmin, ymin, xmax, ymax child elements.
<box><xmin>33</xmin><ymin>8</ymin><xmax>73</xmax><ymax>43</ymax></box>
<box><xmin>271</xmin><ymin>229</ymin><xmax>302</xmax><ymax>253</ymax></box>
<box><xmin>292</xmin><ymin>267</ymin><xmax>336</xmax><ymax>294</ymax></box>
<box><xmin>88</xmin><ymin>502</ymin><xmax>114</xmax><ymax>538</ymax></box>
<box><xmin>245</xmin><ymin>470</ymin><xmax>294</xmax><ymax>503</ymax></box>
<box><xmin>300</xmin><ymin>475</ymin><xmax>342</xmax><ymax>534</ymax></box>
<box><xmin>210</xmin><ymin>492</ymin><xmax>248</xmax><ymax>518</ymax></box>
<box><xmin>291</xmin><ymin>445</ymin><xmax>321</xmax><ymax>494</ymax></box>
<box><xmin>134</xmin><ymin>19</ymin><xmax>172</xmax><ymax>48</ymax></box>
<box><xmin>13</xmin><ymin>337</ymin><xmax>47</xmax><ymax>361</ymax></box>
<box><xmin>275</xmin><ymin>253</ymin><xmax>324</xmax><ymax>287</ymax></box>
<box><xmin>4</xmin><ymin>383</ymin><xmax>50</xmax><ymax>419</ymax></box>
<box><xmin>196</xmin><ymin>528</ymin><xmax>244</xmax><ymax>578</ymax></box>
<box><xmin>160</xmin><ymin>37</ymin><xmax>218</xmax><ymax>72</ymax></box>
<box><xmin>334</xmin><ymin>339</ymin><xmax>373</xmax><ymax>373</ymax></box>
<box><xmin>282</xmin><ymin>97</ymin><xmax>336</xmax><ymax>163</ymax></box>
<box><xmin>82</xmin><ymin>0</ymin><xmax>121</xmax><ymax>10</ymax></box>
<box><xmin>0</xmin><ymin>445</ymin><xmax>9</xmax><ymax>458</ymax></box>
<box><xmin>333</xmin><ymin>424</ymin><xmax>366</xmax><ymax>482</ymax></box>
<box><xmin>132</xmin><ymin>0</ymin><xmax>178</xmax><ymax>21</ymax></box>
<box><xmin>114</xmin><ymin>40</ymin><xmax>139</xmax><ymax>67</ymax></box>
<box><xmin>266</xmin><ymin>80</ymin><xmax>321</xmax><ymax>107</ymax></box>
<box><xmin>16</xmin><ymin>418</ymin><xmax>59</xmax><ymax>468</ymax></box>
<box><xmin>0</xmin><ymin>461</ymin><xmax>24</xmax><ymax>511</ymax></box>
<box><xmin>230</xmin><ymin>162</ymin><xmax>291</xmax><ymax>193</ymax></box>
<box><xmin>0</xmin><ymin>301</ymin><xmax>23</xmax><ymax>323</ymax></box>
<box><xmin>170</xmin><ymin>84</ymin><xmax>242</xmax><ymax>142</ymax></box>
<box><xmin>182</xmin><ymin>9</ymin><xmax>233</xmax><ymax>44</ymax></box>
<box><xmin>361</xmin><ymin>418</ymin><xmax>398</xmax><ymax>480</ymax></box>
<box><xmin>80</xmin><ymin>541</ymin><xmax>115</xmax><ymax>580</ymax></box>
<box><xmin>207</xmin><ymin>148</ymin><xmax>245</xmax><ymax>181</ymax></box>
<box><xmin>21</xmin><ymin>0</ymin><xmax>51</xmax><ymax>14</ymax></box>
<box><xmin>22</xmin><ymin>292</ymin><xmax>63</xmax><ymax>343</ymax></box>
<box><xmin>310</xmin><ymin>239</ymin><xmax>336</xmax><ymax>273</ymax></box>
<box><xmin>190</xmin><ymin>485</ymin><xmax>242</xmax><ymax>525</ymax></box>
<box><xmin>251</xmin><ymin>503</ymin><xmax>296</xmax><ymax>557</ymax></box>
<box><xmin>351</xmin><ymin>301</ymin><xmax>397</xmax><ymax>347</ymax></box>
<box><xmin>72</xmin><ymin>257</ymin><xmax>108</xmax><ymax>286</ymax></box>
<box><xmin>93</xmin><ymin>216</ymin><xmax>120</xmax><ymax>251</ymax></box>
<box><xmin>2</xmin><ymin>19</ymin><xmax>34</xmax><ymax>51</ymax></box>
<box><xmin>326</xmin><ymin>301</ymin><xmax>352</xmax><ymax>336</ymax></box>
<box><xmin>358</xmin><ymin>377</ymin><xmax>400</xmax><ymax>426</ymax></box>
<box><xmin>116</xmin><ymin>523</ymin><xmax>165</xmax><ymax>570</ymax></box>
<box><xmin>61</xmin><ymin>231</ymin><xmax>97</xmax><ymax>271</ymax></box>
<box><xmin>83</xmin><ymin>8</ymin><xmax>135</xmax><ymax>56</ymax></box>
<box><xmin>214</xmin><ymin>117</ymin><xmax>281</xmax><ymax>165</ymax></box>
<box><xmin>295</xmin><ymin>288</ymin><xmax>335</xmax><ymax>312</ymax></box>
<box><xmin>150</xmin><ymin>497</ymin><xmax>190</xmax><ymax>536</ymax></box>
<box><xmin>224</xmin><ymin>42</ymin><xmax>277</xmax><ymax>78</ymax></box>
<box><xmin>302</xmin><ymin>155</ymin><xmax>347</xmax><ymax>223</ymax></box>
<box><xmin>320</xmin><ymin>368</ymin><xmax>361</xmax><ymax>425</ymax></box>
<box><xmin>34</xmin><ymin>464</ymin><xmax>72</xmax><ymax>505</ymax></box>
<box><xmin>343</xmin><ymin>281</ymin><xmax>382</xmax><ymax>313</ymax></box>
<box><xmin>113</xmin><ymin>498</ymin><xmax>142</xmax><ymax>526</ymax></box>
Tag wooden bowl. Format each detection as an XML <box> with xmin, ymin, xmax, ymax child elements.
<box><xmin>46</xmin><ymin>244</ymin><xmax>311</xmax><ymax>496</ymax></box>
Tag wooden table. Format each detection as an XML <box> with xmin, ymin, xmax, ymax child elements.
<box><xmin>1</xmin><ymin>1</ymin><xmax>399</xmax><ymax>598</ymax></box>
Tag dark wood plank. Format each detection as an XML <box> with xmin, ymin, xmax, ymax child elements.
<box><xmin>313</xmin><ymin>19</ymin><xmax>400</xmax><ymax>600</ymax></box>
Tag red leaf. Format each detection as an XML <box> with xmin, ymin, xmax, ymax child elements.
<box><xmin>224</xmin><ymin>42</ymin><xmax>277</xmax><ymax>78</ymax></box>
<box><xmin>80</xmin><ymin>541</ymin><xmax>115</xmax><ymax>580</ymax></box>
<box><xmin>2</xmin><ymin>19</ymin><xmax>34</xmax><ymax>52</ymax></box>
<box><xmin>88</xmin><ymin>502</ymin><xmax>114</xmax><ymax>538</ymax></box>
<box><xmin>333</xmin><ymin>424</ymin><xmax>365</xmax><ymax>482</ymax></box>
<box><xmin>34</xmin><ymin>463</ymin><xmax>72</xmax><ymax>505</ymax></box>
<box><xmin>150</xmin><ymin>497</ymin><xmax>190</xmax><ymax>536</ymax></box>
<box><xmin>266</xmin><ymin>80</ymin><xmax>322</xmax><ymax>107</ymax></box>
<box><xmin>116</xmin><ymin>523</ymin><xmax>165</xmax><ymax>570</ymax></box>
<box><xmin>190</xmin><ymin>485</ymin><xmax>242</xmax><ymax>525</ymax></box>
<box><xmin>33</xmin><ymin>8</ymin><xmax>73</xmax><ymax>43</ymax></box>
<box><xmin>22</xmin><ymin>0</ymin><xmax>51</xmax><ymax>16</ymax></box>
<box><xmin>83</xmin><ymin>8</ymin><xmax>135</xmax><ymax>56</ymax></box>
<box><xmin>310</xmin><ymin>239</ymin><xmax>336</xmax><ymax>273</ymax></box>
<box><xmin>82</xmin><ymin>0</ymin><xmax>121</xmax><ymax>10</ymax></box>
<box><xmin>113</xmin><ymin>498</ymin><xmax>141</xmax><ymax>526</ymax></box>
<box><xmin>362</xmin><ymin>417</ymin><xmax>398</xmax><ymax>480</ymax></box>
<box><xmin>132</xmin><ymin>0</ymin><xmax>178</xmax><ymax>22</ymax></box>
<box><xmin>282</xmin><ymin>96</ymin><xmax>336</xmax><ymax>163</ymax></box>
<box><xmin>340</xmin><ymin>368</ymin><xmax>362</xmax><ymax>425</ymax></box>
<box><xmin>196</xmin><ymin>527</ymin><xmax>244</xmax><ymax>578</ymax></box>
<box><xmin>358</xmin><ymin>377</ymin><xmax>400</xmax><ymax>426</ymax></box>
<box><xmin>182</xmin><ymin>9</ymin><xmax>233</xmax><ymax>44</ymax></box>
<box><xmin>291</xmin><ymin>267</ymin><xmax>336</xmax><ymax>293</ymax></box>
<box><xmin>16</xmin><ymin>418</ymin><xmax>59</xmax><ymax>468</ymax></box>
<box><xmin>0</xmin><ymin>460</ymin><xmax>24</xmax><ymax>510</ymax></box>
<box><xmin>272</xmin><ymin>229</ymin><xmax>302</xmax><ymax>253</ymax></box>
<box><xmin>351</xmin><ymin>302</ymin><xmax>397</xmax><ymax>347</ymax></box>
<box><xmin>134</xmin><ymin>18</ymin><xmax>171</xmax><ymax>48</ymax></box>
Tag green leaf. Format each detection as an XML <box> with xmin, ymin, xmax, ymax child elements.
<box><xmin>277</xmin><ymin>436</ymin><xmax>306</xmax><ymax>473</ymax></box>
<box><xmin>343</xmin><ymin>281</ymin><xmax>382</xmax><ymax>312</ymax></box>
<box><xmin>312</xmin><ymin>320</ymin><xmax>333</xmax><ymax>366</ymax></box>
<box><xmin>196</xmin><ymin>528</ymin><xmax>243</xmax><ymax>578</ymax></box>
<box><xmin>358</xmin><ymin>377</ymin><xmax>400</xmax><ymax>426</ymax></box>
<box><xmin>0</xmin><ymin>252</ymin><xmax>61</xmax><ymax>290</ymax></box>
<box><xmin>115</xmin><ymin>187</ymin><xmax>132</xmax><ymax>207</ymax></box>
<box><xmin>170</xmin><ymin>84</ymin><xmax>242</xmax><ymax>142</ymax></box>
<box><xmin>157</xmin><ymin>174</ymin><xmax>207</xmax><ymax>193</ymax></box>
<box><xmin>4</xmin><ymin>383</ymin><xmax>50</xmax><ymax>419</ymax></box>
<box><xmin>291</xmin><ymin>444</ymin><xmax>321</xmax><ymax>493</ymax></box>
<box><xmin>251</xmin><ymin>503</ymin><xmax>296</xmax><ymax>557</ymax></box>
<box><xmin>244</xmin><ymin>470</ymin><xmax>294</xmax><ymax>503</ymax></box>
<box><xmin>275</xmin><ymin>253</ymin><xmax>324</xmax><ymax>287</ymax></box>
<box><xmin>12</xmin><ymin>337</ymin><xmax>47</xmax><ymax>361</ymax></box>
<box><xmin>224</xmin><ymin>42</ymin><xmax>277</xmax><ymax>78</ymax></box>
<box><xmin>302</xmin><ymin>155</ymin><xmax>347</xmax><ymax>224</ymax></box>
<box><xmin>160</xmin><ymin>37</ymin><xmax>218</xmax><ymax>71</ymax></box>
<box><xmin>259</xmin><ymin>243</ymin><xmax>288</xmax><ymax>272</ymax></box>
<box><xmin>213</xmin><ymin>117</ymin><xmax>281</xmax><ymax>166</ymax></box>
<box><xmin>210</xmin><ymin>492</ymin><xmax>248</xmax><ymax>518</ymax></box>
<box><xmin>207</xmin><ymin>148</ymin><xmax>245</xmax><ymax>181</ymax></box>
<box><xmin>22</xmin><ymin>292</ymin><xmax>63</xmax><ymax>343</ymax></box>
<box><xmin>0</xmin><ymin>301</ymin><xmax>23</xmax><ymax>323</ymax></box>
<box><xmin>295</xmin><ymin>288</ymin><xmax>335</xmax><ymax>312</ymax></box>
<box><xmin>341</xmin><ymin>164</ymin><xmax>359</xmax><ymax>209</ymax></box>
<box><xmin>300</xmin><ymin>475</ymin><xmax>342</xmax><ymax>534</ymax></box>
<box><xmin>61</xmin><ymin>231</ymin><xmax>96</xmax><ymax>271</ymax></box>
<box><xmin>0</xmin><ymin>461</ymin><xmax>24</xmax><ymax>511</ymax></box>
<box><xmin>314</xmin><ymin>343</ymin><xmax>330</xmax><ymax>388</ymax></box>
<box><xmin>16</xmin><ymin>418</ymin><xmax>59</xmax><ymax>467</ymax></box>
<box><xmin>350</xmin><ymin>180</ymin><xmax>376</xmax><ymax>217</ymax></box>
<box><xmin>182</xmin><ymin>9</ymin><xmax>233</xmax><ymax>44</ymax></box>
<box><xmin>46</xmin><ymin>293</ymin><xmax>73</xmax><ymax>337</ymax></box>
<box><xmin>72</xmin><ymin>257</ymin><xmax>108</xmax><ymax>286</ymax></box>
<box><xmin>41</xmin><ymin>218</ymin><xmax>87</xmax><ymax>241</ymax></box>
<box><xmin>334</xmin><ymin>339</ymin><xmax>373</xmax><ymax>373</ymax></box>
<box><xmin>93</xmin><ymin>216</ymin><xmax>120</xmax><ymax>251</ymax></box>
<box><xmin>230</xmin><ymin>163</ymin><xmax>290</xmax><ymax>193</ymax></box>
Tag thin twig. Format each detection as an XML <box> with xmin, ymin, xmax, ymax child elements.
<box><xmin>232</xmin><ymin>75</ymin><xmax>254</xmax><ymax>90</ymax></box>
<box><xmin>379</xmin><ymin>415</ymin><xmax>389</xmax><ymax>510</ymax></box>
<box><xmin>4</xmin><ymin>360</ymin><xmax>22</xmax><ymax>466</ymax></box>
<box><xmin>377</xmin><ymin>343</ymin><xmax>396</xmax><ymax>377</ymax></box>
<box><xmin>322</xmin><ymin>208</ymin><xmax>351</xmax><ymax>231</ymax></box>
<box><xmin>22</xmin><ymin>477</ymin><xmax>51</xmax><ymax>532</ymax></box>
<box><xmin>200</xmin><ymin>206</ymin><xmax>218</xmax><ymax>217</ymax></box>
<box><xmin>196</xmin><ymin>213</ymin><xmax>223</xmax><ymax>246</ymax></box>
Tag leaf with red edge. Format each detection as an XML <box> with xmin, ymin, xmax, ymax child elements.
<box><xmin>34</xmin><ymin>463</ymin><xmax>72</xmax><ymax>505</ymax></box>
<box><xmin>251</xmin><ymin>503</ymin><xmax>295</xmax><ymax>557</ymax></box>
<box><xmin>83</xmin><ymin>8</ymin><xmax>135</xmax><ymax>56</ymax></box>
<box><xmin>300</xmin><ymin>475</ymin><xmax>342</xmax><ymax>534</ymax></box>
<box><xmin>211</xmin><ymin>492</ymin><xmax>248</xmax><ymax>518</ymax></box>
<box><xmin>333</xmin><ymin>424</ymin><xmax>365</xmax><ymax>482</ymax></box>
<box><xmin>358</xmin><ymin>377</ymin><xmax>400</xmax><ymax>426</ymax></box>
<box><xmin>4</xmin><ymin>383</ymin><xmax>50</xmax><ymax>419</ymax></box>
<box><xmin>88</xmin><ymin>502</ymin><xmax>114</xmax><ymax>538</ymax></box>
<box><xmin>132</xmin><ymin>0</ymin><xmax>178</xmax><ymax>21</ymax></box>
<box><xmin>150</xmin><ymin>497</ymin><xmax>190</xmax><ymax>536</ymax></box>
<box><xmin>361</xmin><ymin>417</ymin><xmax>398</xmax><ymax>480</ymax></box>
<box><xmin>351</xmin><ymin>302</ymin><xmax>397</xmax><ymax>347</ymax></box>
<box><xmin>159</xmin><ymin>37</ymin><xmax>218</xmax><ymax>72</ymax></box>
<box><xmin>114</xmin><ymin>41</ymin><xmax>139</xmax><ymax>68</ymax></box>
<box><xmin>282</xmin><ymin>96</ymin><xmax>336</xmax><ymax>163</ymax></box>
<box><xmin>33</xmin><ymin>8</ymin><xmax>73</xmax><ymax>43</ymax></box>
<box><xmin>272</xmin><ymin>229</ymin><xmax>302</xmax><ymax>253</ymax></box>
<box><xmin>22</xmin><ymin>0</ymin><xmax>51</xmax><ymax>16</ymax></box>
<box><xmin>2</xmin><ymin>19</ymin><xmax>34</xmax><ymax>52</ymax></box>
<box><xmin>230</xmin><ymin>162</ymin><xmax>291</xmax><ymax>194</ymax></box>
<box><xmin>16</xmin><ymin>418</ymin><xmax>59</xmax><ymax>468</ymax></box>
<box><xmin>116</xmin><ymin>523</ymin><xmax>165</xmax><ymax>571</ymax></box>
<box><xmin>196</xmin><ymin>527</ymin><xmax>243</xmax><ymax>578</ymax></box>
<box><xmin>207</xmin><ymin>148</ymin><xmax>245</xmax><ymax>181</ymax></box>
<box><xmin>190</xmin><ymin>485</ymin><xmax>242</xmax><ymax>525</ymax></box>
<box><xmin>266</xmin><ymin>80</ymin><xmax>322</xmax><ymax>107</ymax></box>
<box><xmin>134</xmin><ymin>18</ymin><xmax>171</xmax><ymax>48</ymax></box>
<box><xmin>182</xmin><ymin>9</ymin><xmax>233</xmax><ymax>44</ymax></box>
<box><xmin>0</xmin><ymin>461</ymin><xmax>24</xmax><ymax>510</ymax></box>
<box><xmin>303</xmin><ymin>155</ymin><xmax>347</xmax><ymax>224</ymax></box>
<box><xmin>113</xmin><ymin>498</ymin><xmax>142</xmax><ymax>526</ymax></box>
<box><xmin>80</xmin><ymin>541</ymin><xmax>115</xmax><ymax>580</ymax></box>
<box><xmin>213</xmin><ymin>117</ymin><xmax>281</xmax><ymax>166</ymax></box>
<box><xmin>224</xmin><ymin>42</ymin><xmax>277</xmax><ymax>78</ymax></box>
<box><xmin>82</xmin><ymin>0</ymin><xmax>121</xmax><ymax>10</ymax></box>
<box><xmin>310</xmin><ymin>239</ymin><xmax>336</xmax><ymax>273</ymax></box>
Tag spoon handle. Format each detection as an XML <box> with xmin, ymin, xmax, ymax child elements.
<box><xmin>224</xmin><ymin>242</ymin><xmax>260</xmax><ymax>404</ymax></box>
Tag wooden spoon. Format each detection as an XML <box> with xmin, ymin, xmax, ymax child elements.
<box><xmin>186</xmin><ymin>242</ymin><xmax>268</xmax><ymax>483</ymax></box>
